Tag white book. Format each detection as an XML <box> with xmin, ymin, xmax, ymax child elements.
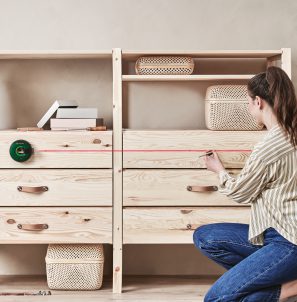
<box><xmin>37</xmin><ymin>100</ymin><xmax>78</xmax><ymax>128</ymax></box>
<box><xmin>56</xmin><ymin>108</ymin><xmax>98</xmax><ymax>119</ymax></box>
<box><xmin>50</xmin><ymin>118</ymin><xmax>97</xmax><ymax>128</ymax></box>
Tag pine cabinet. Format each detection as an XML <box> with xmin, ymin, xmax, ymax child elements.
<box><xmin>112</xmin><ymin>48</ymin><xmax>291</xmax><ymax>293</ymax></box>
<box><xmin>0</xmin><ymin>48</ymin><xmax>291</xmax><ymax>295</ymax></box>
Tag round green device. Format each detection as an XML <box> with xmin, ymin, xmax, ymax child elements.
<box><xmin>9</xmin><ymin>140</ymin><xmax>33</xmax><ymax>162</ymax></box>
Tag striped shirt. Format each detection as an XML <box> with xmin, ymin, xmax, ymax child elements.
<box><xmin>218</xmin><ymin>124</ymin><xmax>297</xmax><ymax>245</ymax></box>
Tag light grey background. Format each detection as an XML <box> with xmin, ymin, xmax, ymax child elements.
<box><xmin>0</xmin><ymin>0</ymin><xmax>296</xmax><ymax>276</ymax></box>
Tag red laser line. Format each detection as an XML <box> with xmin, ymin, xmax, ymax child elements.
<box><xmin>36</xmin><ymin>149</ymin><xmax>252</xmax><ymax>153</ymax></box>
<box><xmin>121</xmin><ymin>149</ymin><xmax>252</xmax><ymax>152</ymax></box>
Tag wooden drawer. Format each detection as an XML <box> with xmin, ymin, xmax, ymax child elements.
<box><xmin>123</xmin><ymin>207</ymin><xmax>250</xmax><ymax>244</ymax></box>
<box><xmin>0</xmin><ymin>131</ymin><xmax>112</xmax><ymax>168</ymax></box>
<box><xmin>123</xmin><ymin>130</ymin><xmax>265</xmax><ymax>168</ymax></box>
<box><xmin>0</xmin><ymin>207</ymin><xmax>112</xmax><ymax>244</ymax></box>
<box><xmin>123</xmin><ymin>169</ymin><xmax>244</xmax><ymax>206</ymax></box>
<box><xmin>0</xmin><ymin>169</ymin><xmax>112</xmax><ymax>206</ymax></box>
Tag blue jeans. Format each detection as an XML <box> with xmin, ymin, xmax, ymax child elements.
<box><xmin>193</xmin><ymin>223</ymin><xmax>297</xmax><ymax>302</ymax></box>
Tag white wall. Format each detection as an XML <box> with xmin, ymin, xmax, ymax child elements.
<box><xmin>0</xmin><ymin>0</ymin><xmax>296</xmax><ymax>276</ymax></box>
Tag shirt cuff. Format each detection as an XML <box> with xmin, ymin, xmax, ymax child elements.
<box><xmin>218</xmin><ymin>170</ymin><xmax>231</xmax><ymax>185</ymax></box>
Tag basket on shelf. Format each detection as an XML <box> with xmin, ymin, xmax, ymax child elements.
<box><xmin>205</xmin><ymin>85</ymin><xmax>264</xmax><ymax>131</ymax></box>
<box><xmin>135</xmin><ymin>56</ymin><xmax>194</xmax><ymax>75</ymax></box>
<box><xmin>45</xmin><ymin>244</ymin><xmax>104</xmax><ymax>290</ymax></box>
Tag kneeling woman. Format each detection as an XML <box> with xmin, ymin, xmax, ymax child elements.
<box><xmin>193</xmin><ymin>66</ymin><xmax>297</xmax><ymax>302</ymax></box>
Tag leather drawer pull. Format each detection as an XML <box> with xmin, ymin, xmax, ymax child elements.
<box><xmin>187</xmin><ymin>185</ymin><xmax>218</xmax><ymax>192</ymax></box>
<box><xmin>17</xmin><ymin>224</ymin><xmax>48</xmax><ymax>231</ymax></box>
<box><xmin>17</xmin><ymin>186</ymin><xmax>48</xmax><ymax>193</ymax></box>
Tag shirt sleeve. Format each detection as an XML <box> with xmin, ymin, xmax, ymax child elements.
<box><xmin>218</xmin><ymin>157</ymin><xmax>268</xmax><ymax>204</ymax></box>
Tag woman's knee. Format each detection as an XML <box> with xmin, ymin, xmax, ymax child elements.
<box><xmin>193</xmin><ymin>223</ymin><xmax>220</xmax><ymax>250</ymax></box>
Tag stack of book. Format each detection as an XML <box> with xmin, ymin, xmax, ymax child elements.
<box><xmin>37</xmin><ymin>100</ymin><xmax>105</xmax><ymax>131</ymax></box>
<box><xmin>50</xmin><ymin>107</ymin><xmax>104</xmax><ymax>130</ymax></box>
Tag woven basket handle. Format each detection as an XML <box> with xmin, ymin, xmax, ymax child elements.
<box><xmin>17</xmin><ymin>224</ymin><xmax>49</xmax><ymax>231</ymax></box>
<box><xmin>187</xmin><ymin>185</ymin><xmax>218</xmax><ymax>192</ymax></box>
<box><xmin>17</xmin><ymin>186</ymin><xmax>48</xmax><ymax>193</ymax></box>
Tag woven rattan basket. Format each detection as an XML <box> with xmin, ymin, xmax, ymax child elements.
<box><xmin>205</xmin><ymin>85</ymin><xmax>263</xmax><ymax>131</ymax></box>
<box><xmin>135</xmin><ymin>56</ymin><xmax>194</xmax><ymax>75</ymax></box>
<box><xmin>45</xmin><ymin>244</ymin><xmax>104</xmax><ymax>290</ymax></box>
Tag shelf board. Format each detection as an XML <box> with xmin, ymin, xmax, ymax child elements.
<box><xmin>0</xmin><ymin>50</ymin><xmax>283</xmax><ymax>60</ymax></box>
<box><xmin>122</xmin><ymin>50</ymin><xmax>282</xmax><ymax>60</ymax></box>
<box><xmin>0</xmin><ymin>51</ymin><xmax>111</xmax><ymax>59</ymax></box>
<box><xmin>0</xmin><ymin>275</ymin><xmax>216</xmax><ymax>301</ymax></box>
<box><xmin>122</xmin><ymin>74</ymin><xmax>255</xmax><ymax>81</ymax></box>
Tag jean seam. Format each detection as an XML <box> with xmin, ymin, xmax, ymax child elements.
<box><xmin>207</xmin><ymin>250</ymin><xmax>231</xmax><ymax>256</ymax></box>
<box><xmin>231</xmin><ymin>247</ymin><xmax>295</xmax><ymax>296</ymax></box>
<box><xmin>206</xmin><ymin>239</ymin><xmax>260</xmax><ymax>250</ymax></box>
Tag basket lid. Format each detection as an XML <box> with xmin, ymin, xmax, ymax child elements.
<box><xmin>205</xmin><ymin>85</ymin><xmax>248</xmax><ymax>101</ymax></box>
<box><xmin>45</xmin><ymin>244</ymin><xmax>104</xmax><ymax>263</ymax></box>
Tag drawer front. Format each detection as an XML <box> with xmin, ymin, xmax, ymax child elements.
<box><xmin>0</xmin><ymin>207</ymin><xmax>112</xmax><ymax>244</ymax></box>
<box><xmin>0</xmin><ymin>169</ymin><xmax>112</xmax><ymax>206</ymax></box>
<box><xmin>0</xmin><ymin>131</ymin><xmax>112</xmax><ymax>168</ymax></box>
<box><xmin>123</xmin><ymin>130</ymin><xmax>265</xmax><ymax>168</ymax></box>
<box><xmin>123</xmin><ymin>169</ymin><xmax>244</xmax><ymax>206</ymax></box>
<box><xmin>123</xmin><ymin>207</ymin><xmax>250</xmax><ymax>244</ymax></box>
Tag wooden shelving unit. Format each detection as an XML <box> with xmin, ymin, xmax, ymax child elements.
<box><xmin>112</xmin><ymin>48</ymin><xmax>291</xmax><ymax>294</ymax></box>
<box><xmin>0</xmin><ymin>48</ymin><xmax>291</xmax><ymax>298</ymax></box>
<box><xmin>0</xmin><ymin>51</ymin><xmax>113</xmax><ymax>297</ymax></box>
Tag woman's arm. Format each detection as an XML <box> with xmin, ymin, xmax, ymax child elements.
<box><xmin>204</xmin><ymin>151</ymin><xmax>267</xmax><ymax>204</ymax></box>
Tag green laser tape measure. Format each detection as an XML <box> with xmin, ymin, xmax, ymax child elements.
<box><xmin>9</xmin><ymin>140</ymin><xmax>33</xmax><ymax>162</ymax></box>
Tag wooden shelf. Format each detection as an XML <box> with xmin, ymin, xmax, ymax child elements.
<box><xmin>0</xmin><ymin>275</ymin><xmax>216</xmax><ymax>301</ymax></box>
<box><xmin>122</xmin><ymin>74</ymin><xmax>255</xmax><ymax>82</ymax></box>
<box><xmin>122</xmin><ymin>50</ymin><xmax>283</xmax><ymax>60</ymax></box>
<box><xmin>0</xmin><ymin>49</ymin><xmax>283</xmax><ymax>60</ymax></box>
<box><xmin>0</xmin><ymin>51</ymin><xmax>111</xmax><ymax>59</ymax></box>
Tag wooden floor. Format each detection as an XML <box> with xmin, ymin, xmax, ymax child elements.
<box><xmin>0</xmin><ymin>275</ymin><xmax>217</xmax><ymax>301</ymax></box>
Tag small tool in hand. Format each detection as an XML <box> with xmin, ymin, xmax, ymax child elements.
<box><xmin>199</xmin><ymin>151</ymin><xmax>214</xmax><ymax>157</ymax></box>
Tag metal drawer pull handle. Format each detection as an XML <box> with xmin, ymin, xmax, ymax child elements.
<box><xmin>17</xmin><ymin>186</ymin><xmax>48</xmax><ymax>193</ymax></box>
<box><xmin>187</xmin><ymin>185</ymin><xmax>218</xmax><ymax>192</ymax></box>
<box><xmin>17</xmin><ymin>224</ymin><xmax>49</xmax><ymax>231</ymax></box>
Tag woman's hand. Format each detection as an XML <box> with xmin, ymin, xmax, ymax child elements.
<box><xmin>203</xmin><ymin>150</ymin><xmax>226</xmax><ymax>174</ymax></box>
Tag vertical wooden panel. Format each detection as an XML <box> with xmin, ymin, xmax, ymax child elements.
<box><xmin>112</xmin><ymin>48</ymin><xmax>123</xmax><ymax>293</ymax></box>
<box><xmin>281</xmin><ymin>48</ymin><xmax>291</xmax><ymax>79</ymax></box>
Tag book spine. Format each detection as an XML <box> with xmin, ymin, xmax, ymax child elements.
<box><xmin>50</xmin><ymin>118</ymin><xmax>97</xmax><ymax>128</ymax></box>
<box><xmin>56</xmin><ymin>108</ymin><xmax>98</xmax><ymax>119</ymax></box>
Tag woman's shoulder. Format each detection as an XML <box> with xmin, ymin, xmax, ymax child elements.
<box><xmin>251</xmin><ymin>126</ymin><xmax>295</xmax><ymax>165</ymax></box>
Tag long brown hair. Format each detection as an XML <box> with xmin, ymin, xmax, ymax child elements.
<box><xmin>247</xmin><ymin>66</ymin><xmax>297</xmax><ymax>148</ymax></box>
